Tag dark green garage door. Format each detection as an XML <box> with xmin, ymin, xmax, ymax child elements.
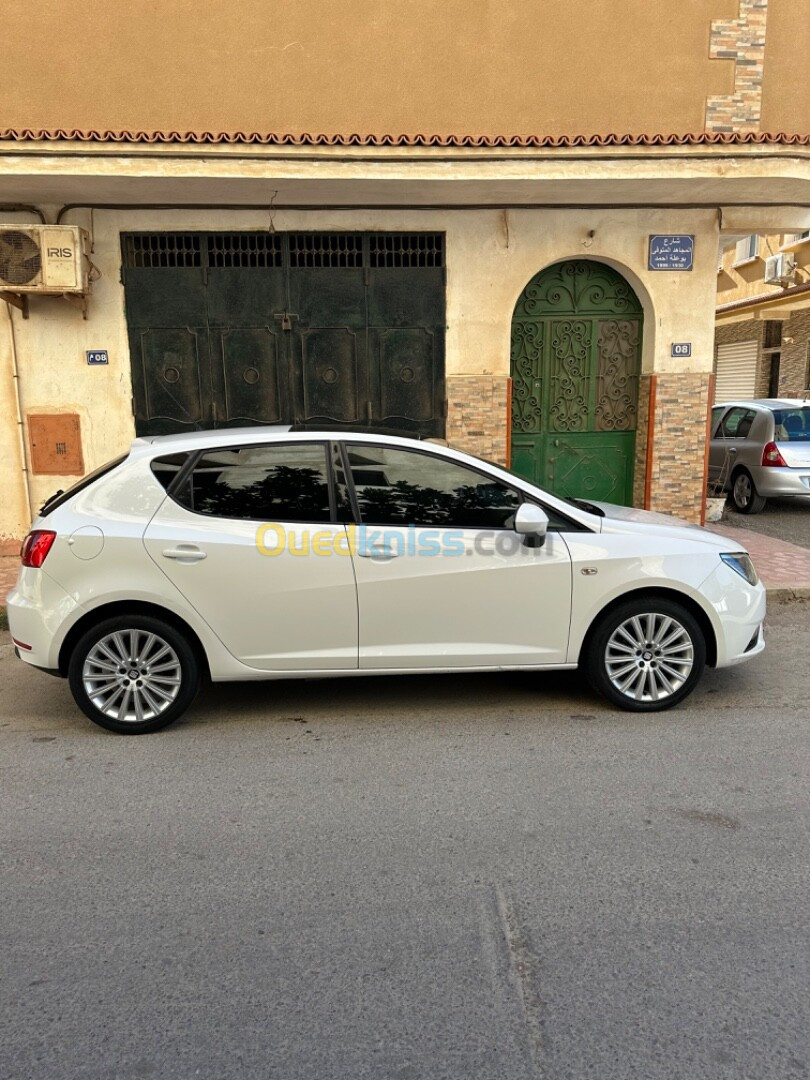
<box><xmin>122</xmin><ymin>232</ymin><xmax>446</xmax><ymax>437</ymax></box>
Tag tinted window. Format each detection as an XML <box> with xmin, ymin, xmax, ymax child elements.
<box><xmin>710</xmin><ymin>407</ymin><xmax>725</xmax><ymax>437</ymax></box>
<box><xmin>151</xmin><ymin>453</ymin><xmax>190</xmax><ymax>491</ymax></box>
<box><xmin>345</xmin><ymin>444</ymin><xmax>521</xmax><ymax>528</ymax></box>
<box><xmin>719</xmin><ymin>408</ymin><xmax>756</xmax><ymax>438</ymax></box>
<box><xmin>176</xmin><ymin>443</ymin><xmax>332</xmax><ymax>522</ymax></box>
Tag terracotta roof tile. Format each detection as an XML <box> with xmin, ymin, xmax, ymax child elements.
<box><xmin>0</xmin><ymin>129</ymin><xmax>808</xmax><ymax>147</ymax></box>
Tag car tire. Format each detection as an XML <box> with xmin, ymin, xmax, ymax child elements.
<box><xmin>68</xmin><ymin>615</ymin><xmax>200</xmax><ymax>734</ymax></box>
<box><xmin>583</xmin><ymin>597</ymin><xmax>706</xmax><ymax>712</ymax></box>
<box><xmin>730</xmin><ymin>469</ymin><xmax>766</xmax><ymax>514</ymax></box>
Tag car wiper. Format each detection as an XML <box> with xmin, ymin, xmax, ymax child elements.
<box><xmin>565</xmin><ymin>497</ymin><xmax>605</xmax><ymax>517</ymax></box>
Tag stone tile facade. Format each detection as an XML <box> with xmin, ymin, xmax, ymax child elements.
<box><xmin>632</xmin><ymin>375</ymin><xmax>653</xmax><ymax>509</ymax></box>
<box><xmin>706</xmin><ymin>0</ymin><xmax>768</xmax><ymax>133</ymax></box>
<box><xmin>780</xmin><ymin>309</ymin><xmax>810</xmax><ymax>396</ymax></box>
<box><xmin>446</xmin><ymin>375</ymin><xmax>510</xmax><ymax>466</ymax></box>
<box><xmin>645</xmin><ymin>373</ymin><xmax>714</xmax><ymax>523</ymax></box>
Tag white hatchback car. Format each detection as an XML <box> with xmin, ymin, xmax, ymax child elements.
<box><xmin>8</xmin><ymin>428</ymin><xmax>765</xmax><ymax>733</ymax></box>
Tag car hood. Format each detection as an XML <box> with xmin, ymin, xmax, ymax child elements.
<box><xmin>586</xmin><ymin>500</ymin><xmax>742</xmax><ymax>551</ymax></box>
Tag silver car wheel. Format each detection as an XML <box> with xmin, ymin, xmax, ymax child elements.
<box><xmin>604</xmin><ymin>612</ymin><xmax>694</xmax><ymax>703</ymax></box>
<box><xmin>733</xmin><ymin>472</ymin><xmax>752</xmax><ymax>509</ymax></box>
<box><xmin>82</xmin><ymin>629</ymin><xmax>182</xmax><ymax>723</ymax></box>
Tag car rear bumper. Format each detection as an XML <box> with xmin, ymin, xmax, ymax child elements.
<box><xmin>748</xmin><ymin>466</ymin><xmax>810</xmax><ymax>499</ymax></box>
<box><xmin>6</xmin><ymin>568</ymin><xmax>82</xmax><ymax>673</ymax></box>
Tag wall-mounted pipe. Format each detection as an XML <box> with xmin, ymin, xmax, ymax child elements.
<box><xmin>53</xmin><ymin>200</ymin><xmax>810</xmax><ymax>225</ymax></box>
<box><xmin>0</xmin><ymin>203</ymin><xmax>47</xmax><ymax>224</ymax></box>
<box><xmin>4</xmin><ymin>304</ymin><xmax>34</xmax><ymax>524</ymax></box>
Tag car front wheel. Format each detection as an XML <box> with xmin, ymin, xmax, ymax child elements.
<box><xmin>68</xmin><ymin>615</ymin><xmax>200</xmax><ymax>734</ymax></box>
<box><xmin>584</xmin><ymin>598</ymin><xmax>706</xmax><ymax>712</ymax></box>
<box><xmin>730</xmin><ymin>469</ymin><xmax>766</xmax><ymax>514</ymax></box>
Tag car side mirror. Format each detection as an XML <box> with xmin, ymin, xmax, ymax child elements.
<box><xmin>514</xmin><ymin>502</ymin><xmax>549</xmax><ymax>546</ymax></box>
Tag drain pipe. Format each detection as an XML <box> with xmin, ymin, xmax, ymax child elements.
<box><xmin>4</xmin><ymin>304</ymin><xmax>33</xmax><ymax>525</ymax></box>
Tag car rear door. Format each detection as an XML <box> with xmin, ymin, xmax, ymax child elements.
<box><xmin>143</xmin><ymin>441</ymin><xmax>358</xmax><ymax>671</ymax></box>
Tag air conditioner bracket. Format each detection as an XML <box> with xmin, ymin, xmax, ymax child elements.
<box><xmin>0</xmin><ymin>292</ymin><xmax>29</xmax><ymax>318</ymax></box>
<box><xmin>62</xmin><ymin>292</ymin><xmax>88</xmax><ymax>319</ymax></box>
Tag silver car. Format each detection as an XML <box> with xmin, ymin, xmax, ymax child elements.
<box><xmin>709</xmin><ymin>399</ymin><xmax>810</xmax><ymax>514</ymax></box>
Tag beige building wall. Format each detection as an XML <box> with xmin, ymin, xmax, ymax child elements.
<box><xmin>0</xmin><ymin>0</ymin><xmax>783</xmax><ymax>137</ymax></box>
<box><xmin>718</xmin><ymin>233</ymin><xmax>810</xmax><ymax>302</ymax></box>
<box><xmin>0</xmin><ymin>206</ymin><xmax>721</xmax><ymax>544</ymax></box>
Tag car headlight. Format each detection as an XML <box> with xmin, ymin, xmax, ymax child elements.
<box><xmin>720</xmin><ymin>552</ymin><xmax>759</xmax><ymax>586</ymax></box>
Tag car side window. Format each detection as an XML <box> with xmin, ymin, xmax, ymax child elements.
<box><xmin>151</xmin><ymin>453</ymin><xmax>190</xmax><ymax>491</ymax></box>
<box><xmin>343</xmin><ymin>444</ymin><xmax>522</xmax><ymax>528</ymax></box>
<box><xmin>710</xmin><ymin>407</ymin><xmax>725</xmax><ymax>437</ymax></box>
<box><xmin>718</xmin><ymin>407</ymin><xmax>754</xmax><ymax>438</ymax></box>
<box><xmin>173</xmin><ymin>442</ymin><xmax>333</xmax><ymax>522</ymax></box>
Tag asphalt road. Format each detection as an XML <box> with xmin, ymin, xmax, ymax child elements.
<box><xmin>721</xmin><ymin>497</ymin><xmax>810</xmax><ymax>549</ymax></box>
<box><xmin>2</xmin><ymin>602</ymin><xmax>809</xmax><ymax>1080</ymax></box>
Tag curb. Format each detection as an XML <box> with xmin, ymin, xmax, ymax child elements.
<box><xmin>764</xmin><ymin>587</ymin><xmax>810</xmax><ymax>602</ymax></box>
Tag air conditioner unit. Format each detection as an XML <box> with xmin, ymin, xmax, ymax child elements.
<box><xmin>0</xmin><ymin>225</ymin><xmax>90</xmax><ymax>293</ymax></box>
<box><xmin>763</xmin><ymin>253</ymin><xmax>796</xmax><ymax>287</ymax></box>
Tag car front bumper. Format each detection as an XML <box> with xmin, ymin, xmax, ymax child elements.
<box><xmin>699</xmin><ymin>560</ymin><xmax>767</xmax><ymax>668</ymax></box>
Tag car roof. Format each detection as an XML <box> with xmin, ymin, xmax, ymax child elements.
<box><xmin>714</xmin><ymin>398</ymin><xmax>810</xmax><ymax>410</ymax></box>
<box><xmin>129</xmin><ymin>426</ymin><xmax>446</xmax><ymax>457</ymax></box>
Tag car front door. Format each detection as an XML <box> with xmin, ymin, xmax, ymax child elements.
<box><xmin>338</xmin><ymin>442</ymin><xmax>574</xmax><ymax>669</ymax></box>
<box><xmin>143</xmin><ymin>441</ymin><xmax>358</xmax><ymax>670</ymax></box>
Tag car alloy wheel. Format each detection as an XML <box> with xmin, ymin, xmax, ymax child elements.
<box><xmin>731</xmin><ymin>470</ymin><xmax>766</xmax><ymax>515</ymax></box>
<box><xmin>82</xmin><ymin>630</ymin><xmax>182</xmax><ymax>723</ymax></box>
<box><xmin>585</xmin><ymin>598</ymin><xmax>706</xmax><ymax>711</ymax></box>
<box><xmin>68</xmin><ymin>615</ymin><xmax>200</xmax><ymax>734</ymax></box>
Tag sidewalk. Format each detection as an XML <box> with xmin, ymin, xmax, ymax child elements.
<box><xmin>704</xmin><ymin>522</ymin><xmax>810</xmax><ymax>600</ymax></box>
<box><xmin>2</xmin><ymin>522</ymin><xmax>809</xmax><ymax>614</ymax></box>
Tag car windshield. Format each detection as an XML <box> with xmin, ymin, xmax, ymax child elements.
<box><xmin>772</xmin><ymin>407</ymin><xmax>810</xmax><ymax>442</ymax></box>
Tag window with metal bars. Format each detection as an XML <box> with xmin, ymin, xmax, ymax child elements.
<box><xmin>122</xmin><ymin>232</ymin><xmax>446</xmax><ymax>270</ymax></box>
<box><xmin>207</xmin><ymin>233</ymin><xmax>282</xmax><ymax>268</ymax></box>
<box><xmin>369</xmin><ymin>233</ymin><xmax>444</xmax><ymax>268</ymax></box>
<box><xmin>287</xmin><ymin>233</ymin><xmax>364</xmax><ymax>269</ymax></box>
<box><xmin>122</xmin><ymin>234</ymin><xmax>202</xmax><ymax>269</ymax></box>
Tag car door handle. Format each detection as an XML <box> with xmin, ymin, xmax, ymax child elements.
<box><xmin>357</xmin><ymin>542</ymin><xmax>398</xmax><ymax>561</ymax></box>
<box><xmin>162</xmin><ymin>546</ymin><xmax>207</xmax><ymax>562</ymax></box>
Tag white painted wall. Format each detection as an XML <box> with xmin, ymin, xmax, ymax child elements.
<box><xmin>0</xmin><ymin>206</ymin><xmax>720</xmax><ymax>543</ymax></box>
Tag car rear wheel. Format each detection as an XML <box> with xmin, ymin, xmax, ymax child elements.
<box><xmin>730</xmin><ymin>469</ymin><xmax>766</xmax><ymax>514</ymax></box>
<box><xmin>584</xmin><ymin>598</ymin><xmax>706</xmax><ymax>712</ymax></box>
<box><xmin>68</xmin><ymin>615</ymin><xmax>200</xmax><ymax>734</ymax></box>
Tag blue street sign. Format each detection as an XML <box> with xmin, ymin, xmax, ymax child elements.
<box><xmin>86</xmin><ymin>350</ymin><xmax>109</xmax><ymax>365</ymax></box>
<box><xmin>671</xmin><ymin>342</ymin><xmax>692</xmax><ymax>357</ymax></box>
<box><xmin>648</xmin><ymin>235</ymin><xmax>694</xmax><ymax>271</ymax></box>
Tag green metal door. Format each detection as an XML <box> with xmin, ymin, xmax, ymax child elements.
<box><xmin>510</xmin><ymin>260</ymin><xmax>642</xmax><ymax>505</ymax></box>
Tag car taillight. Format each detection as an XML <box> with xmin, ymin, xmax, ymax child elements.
<box><xmin>20</xmin><ymin>530</ymin><xmax>57</xmax><ymax>568</ymax></box>
<box><xmin>761</xmin><ymin>442</ymin><xmax>787</xmax><ymax>467</ymax></box>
